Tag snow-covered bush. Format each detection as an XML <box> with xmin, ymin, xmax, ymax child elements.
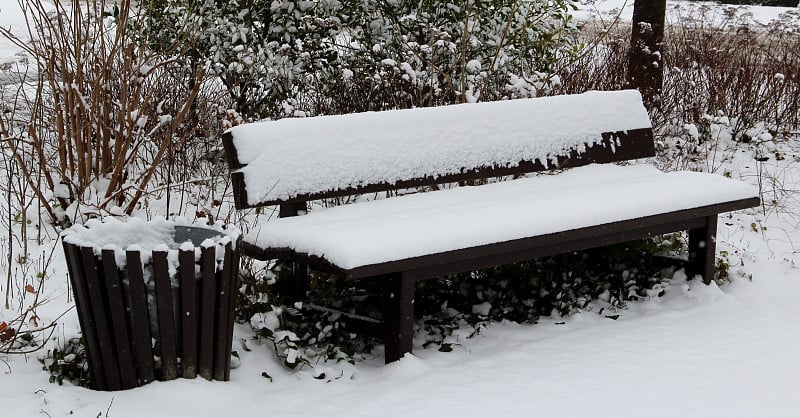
<box><xmin>0</xmin><ymin>0</ymin><xmax>229</xmax><ymax>224</ymax></box>
<box><xmin>138</xmin><ymin>0</ymin><xmax>581</xmax><ymax>119</ymax></box>
<box><xmin>559</xmin><ymin>5</ymin><xmax>799</xmax><ymax>173</ymax></box>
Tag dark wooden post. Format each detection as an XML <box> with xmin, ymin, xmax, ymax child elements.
<box><xmin>627</xmin><ymin>0</ymin><xmax>667</xmax><ymax>108</ymax></box>
<box><xmin>278</xmin><ymin>202</ymin><xmax>310</xmax><ymax>301</ymax></box>
<box><xmin>688</xmin><ymin>215</ymin><xmax>718</xmax><ymax>285</ymax></box>
<box><xmin>383</xmin><ymin>273</ymin><xmax>415</xmax><ymax>363</ymax></box>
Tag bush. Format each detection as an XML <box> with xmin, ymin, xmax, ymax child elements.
<box><xmin>138</xmin><ymin>0</ymin><xmax>582</xmax><ymax>119</ymax></box>
<box><xmin>0</xmin><ymin>0</ymin><xmax>220</xmax><ymax>224</ymax></box>
<box><xmin>242</xmin><ymin>238</ymin><xmax>682</xmax><ymax>368</ymax></box>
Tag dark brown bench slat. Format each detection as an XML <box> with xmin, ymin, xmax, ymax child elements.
<box><xmin>153</xmin><ymin>250</ymin><xmax>178</xmax><ymax>381</ymax></box>
<box><xmin>224</xmin><ymin>128</ymin><xmax>655</xmax><ymax>209</ymax></box>
<box><xmin>347</xmin><ymin>197</ymin><xmax>759</xmax><ymax>281</ymax></box>
<box><xmin>100</xmin><ymin>249</ymin><xmax>137</xmax><ymax>389</ymax></box>
<box><xmin>179</xmin><ymin>248</ymin><xmax>198</xmax><ymax>379</ymax></box>
<box><xmin>125</xmin><ymin>250</ymin><xmax>156</xmax><ymax>384</ymax></box>
<box><xmin>243</xmin><ymin>197</ymin><xmax>759</xmax><ymax>282</ymax></box>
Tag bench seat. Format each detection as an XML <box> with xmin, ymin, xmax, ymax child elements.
<box><xmin>242</xmin><ymin>163</ymin><xmax>759</xmax><ymax>279</ymax></box>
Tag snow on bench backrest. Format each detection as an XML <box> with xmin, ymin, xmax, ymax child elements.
<box><xmin>223</xmin><ymin>89</ymin><xmax>654</xmax><ymax>208</ymax></box>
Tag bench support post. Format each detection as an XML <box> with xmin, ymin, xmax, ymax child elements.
<box><xmin>278</xmin><ymin>202</ymin><xmax>310</xmax><ymax>301</ymax></box>
<box><xmin>687</xmin><ymin>215</ymin><xmax>718</xmax><ymax>285</ymax></box>
<box><xmin>383</xmin><ymin>272</ymin><xmax>414</xmax><ymax>364</ymax></box>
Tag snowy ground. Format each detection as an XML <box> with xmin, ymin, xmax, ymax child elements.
<box><xmin>2</xmin><ymin>1</ymin><xmax>800</xmax><ymax>417</ymax></box>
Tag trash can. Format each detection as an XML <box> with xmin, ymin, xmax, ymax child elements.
<box><xmin>61</xmin><ymin>218</ymin><xmax>240</xmax><ymax>391</ymax></box>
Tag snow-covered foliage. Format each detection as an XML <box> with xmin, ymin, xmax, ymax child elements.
<box><xmin>0</xmin><ymin>0</ymin><xmax>220</xmax><ymax>224</ymax></box>
<box><xmin>140</xmin><ymin>0</ymin><xmax>581</xmax><ymax>119</ymax></box>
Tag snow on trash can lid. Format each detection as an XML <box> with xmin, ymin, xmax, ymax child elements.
<box><xmin>62</xmin><ymin>217</ymin><xmax>240</xmax><ymax>268</ymax></box>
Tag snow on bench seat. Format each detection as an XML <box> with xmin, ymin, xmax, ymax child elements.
<box><xmin>226</xmin><ymin>90</ymin><xmax>652</xmax><ymax>206</ymax></box>
<box><xmin>244</xmin><ymin>164</ymin><xmax>758</xmax><ymax>271</ymax></box>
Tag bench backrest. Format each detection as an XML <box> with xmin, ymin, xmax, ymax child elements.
<box><xmin>223</xmin><ymin>90</ymin><xmax>655</xmax><ymax>211</ymax></box>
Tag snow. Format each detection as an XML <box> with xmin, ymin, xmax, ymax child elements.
<box><xmin>0</xmin><ymin>0</ymin><xmax>27</xmax><ymax>62</ymax></box>
<box><xmin>575</xmin><ymin>0</ymin><xmax>800</xmax><ymax>24</ymax></box>
<box><xmin>61</xmin><ymin>217</ymin><xmax>238</xmax><ymax>271</ymax></box>
<box><xmin>228</xmin><ymin>90</ymin><xmax>652</xmax><ymax>205</ymax></box>
<box><xmin>2</xmin><ymin>1</ymin><xmax>800</xmax><ymax>417</ymax></box>
<box><xmin>62</xmin><ymin>217</ymin><xmax>238</xmax><ymax>254</ymax></box>
<box><xmin>245</xmin><ymin>164</ymin><xmax>757</xmax><ymax>269</ymax></box>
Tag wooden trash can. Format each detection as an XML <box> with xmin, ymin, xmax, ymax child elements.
<box><xmin>61</xmin><ymin>218</ymin><xmax>240</xmax><ymax>391</ymax></box>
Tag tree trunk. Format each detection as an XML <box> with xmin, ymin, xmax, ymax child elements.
<box><xmin>627</xmin><ymin>0</ymin><xmax>667</xmax><ymax>109</ymax></box>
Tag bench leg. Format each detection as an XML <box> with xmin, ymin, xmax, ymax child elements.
<box><xmin>383</xmin><ymin>272</ymin><xmax>414</xmax><ymax>364</ymax></box>
<box><xmin>687</xmin><ymin>215</ymin><xmax>718</xmax><ymax>285</ymax></box>
<box><xmin>274</xmin><ymin>261</ymin><xmax>309</xmax><ymax>303</ymax></box>
<box><xmin>292</xmin><ymin>261</ymin><xmax>310</xmax><ymax>298</ymax></box>
<box><xmin>277</xmin><ymin>202</ymin><xmax>310</xmax><ymax>301</ymax></box>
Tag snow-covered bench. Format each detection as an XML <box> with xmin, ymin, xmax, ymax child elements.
<box><xmin>222</xmin><ymin>90</ymin><xmax>760</xmax><ymax>363</ymax></box>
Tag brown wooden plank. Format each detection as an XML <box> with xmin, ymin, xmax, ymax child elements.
<box><xmin>230</xmin><ymin>128</ymin><xmax>655</xmax><ymax>209</ymax></box>
<box><xmin>198</xmin><ymin>245</ymin><xmax>216</xmax><ymax>380</ymax></box>
<box><xmin>230</xmin><ymin>172</ymin><xmax>249</xmax><ymax>211</ymax></box>
<box><xmin>152</xmin><ymin>250</ymin><xmax>178</xmax><ymax>381</ymax></box>
<box><xmin>62</xmin><ymin>242</ymin><xmax>108</xmax><ymax>390</ymax></box>
<box><xmin>179</xmin><ymin>248</ymin><xmax>198</xmax><ymax>379</ymax></box>
<box><xmin>274</xmin><ymin>202</ymin><xmax>310</xmax><ymax>303</ymax></box>
<box><xmin>125</xmin><ymin>250</ymin><xmax>155</xmax><ymax>385</ymax></box>
<box><xmin>80</xmin><ymin>246</ymin><xmax>122</xmax><ymax>390</ymax></box>
<box><xmin>688</xmin><ymin>215</ymin><xmax>719</xmax><ymax>284</ymax></box>
<box><xmin>221</xmin><ymin>131</ymin><xmax>244</xmax><ymax>170</ymax></box>
<box><xmin>213</xmin><ymin>242</ymin><xmax>233</xmax><ymax>380</ymax></box>
<box><xmin>223</xmin><ymin>244</ymin><xmax>240</xmax><ymax>380</ymax></box>
<box><xmin>383</xmin><ymin>273</ymin><xmax>415</xmax><ymax>363</ymax></box>
<box><xmin>100</xmin><ymin>249</ymin><xmax>137</xmax><ymax>389</ymax></box>
<box><xmin>248</xmin><ymin>197</ymin><xmax>759</xmax><ymax>281</ymax></box>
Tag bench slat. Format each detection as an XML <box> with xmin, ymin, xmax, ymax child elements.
<box><xmin>226</xmin><ymin>128</ymin><xmax>655</xmax><ymax>208</ymax></box>
<box><xmin>224</xmin><ymin>90</ymin><xmax>654</xmax><ymax>208</ymax></box>
<box><xmin>241</xmin><ymin>164</ymin><xmax>759</xmax><ymax>274</ymax></box>
<box><xmin>243</xmin><ymin>198</ymin><xmax>758</xmax><ymax>281</ymax></box>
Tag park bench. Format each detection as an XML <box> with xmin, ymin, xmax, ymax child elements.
<box><xmin>222</xmin><ymin>90</ymin><xmax>760</xmax><ymax>363</ymax></box>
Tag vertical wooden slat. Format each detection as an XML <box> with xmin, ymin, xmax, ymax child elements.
<box><xmin>224</xmin><ymin>243</ymin><xmax>240</xmax><ymax>380</ymax></box>
<box><xmin>198</xmin><ymin>245</ymin><xmax>216</xmax><ymax>380</ymax></box>
<box><xmin>126</xmin><ymin>250</ymin><xmax>155</xmax><ymax>385</ymax></box>
<box><xmin>80</xmin><ymin>246</ymin><xmax>122</xmax><ymax>390</ymax></box>
<box><xmin>213</xmin><ymin>242</ymin><xmax>233</xmax><ymax>380</ymax></box>
<box><xmin>152</xmin><ymin>250</ymin><xmax>178</xmax><ymax>381</ymax></box>
<box><xmin>688</xmin><ymin>215</ymin><xmax>718</xmax><ymax>285</ymax></box>
<box><xmin>100</xmin><ymin>249</ymin><xmax>137</xmax><ymax>389</ymax></box>
<box><xmin>179</xmin><ymin>248</ymin><xmax>198</xmax><ymax>379</ymax></box>
<box><xmin>383</xmin><ymin>272</ymin><xmax>415</xmax><ymax>364</ymax></box>
<box><xmin>62</xmin><ymin>242</ymin><xmax>108</xmax><ymax>390</ymax></box>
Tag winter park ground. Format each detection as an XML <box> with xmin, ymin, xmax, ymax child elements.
<box><xmin>2</xmin><ymin>1</ymin><xmax>800</xmax><ymax>417</ymax></box>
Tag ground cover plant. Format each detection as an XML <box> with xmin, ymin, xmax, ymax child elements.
<box><xmin>0</xmin><ymin>0</ymin><xmax>799</xmax><ymax>416</ymax></box>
